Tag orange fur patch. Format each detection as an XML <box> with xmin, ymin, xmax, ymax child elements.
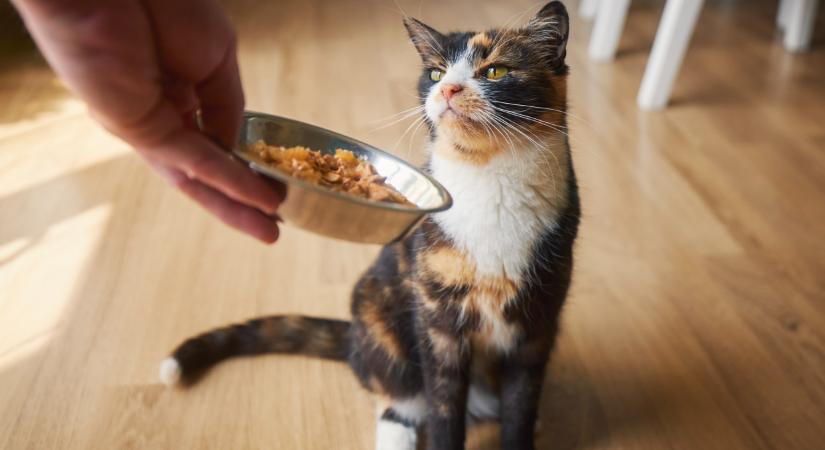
<box><xmin>474</xmin><ymin>277</ymin><xmax>519</xmax><ymax>305</ymax></box>
<box><xmin>427</xmin><ymin>328</ymin><xmax>461</xmax><ymax>367</ymax></box>
<box><xmin>420</xmin><ymin>246</ymin><xmax>522</xmax><ymax>330</ymax></box>
<box><xmin>420</xmin><ymin>247</ymin><xmax>476</xmax><ymax>286</ymax></box>
<box><xmin>469</xmin><ymin>32</ymin><xmax>493</xmax><ymax>48</ymax></box>
<box><xmin>430</xmin><ymin>134</ymin><xmax>493</xmax><ymax>165</ymax></box>
<box><xmin>464</xmin><ymin>276</ymin><xmax>522</xmax><ymax>352</ymax></box>
<box><xmin>370</xmin><ymin>377</ymin><xmax>387</xmax><ymax>395</ymax></box>
<box><xmin>361</xmin><ymin>302</ymin><xmax>405</xmax><ymax>360</ymax></box>
<box><xmin>480</xmin><ymin>29</ymin><xmax>522</xmax><ymax>67</ymax></box>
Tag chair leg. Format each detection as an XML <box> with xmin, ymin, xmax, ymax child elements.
<box><xmin>580</xmin><ymin>0</ymin><xmax>600</xmax><ymax>20</ymax></box>
<box><xmin>784</xmin><ymin>0</ymin><xmax>819</xmax><ymax>52</ymax></box>
<box><xmin>637</xmin><ymin>0</ymin><xmax>705</xmax><ymax>110</ymax></box>
<box><xmin>587</xmin><ymin>0</ymin><xmax>631</xmax><ymax>61</ymax></box>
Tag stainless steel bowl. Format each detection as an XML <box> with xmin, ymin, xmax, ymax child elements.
<box><xmin>234</xmin><ymin>111</ymin><xmax>452</xmax><ymax>244</ymax></box>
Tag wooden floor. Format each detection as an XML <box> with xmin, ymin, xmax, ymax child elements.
<box><xmin>2</xmin><ymin>0</ymin><xmax>825</xmax><ymax>448</ymax></box>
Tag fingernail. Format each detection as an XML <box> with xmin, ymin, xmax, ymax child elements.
<box><xmin>261</xmin><ymin>225</ymin><xmax>279</xmax><ymax>244</ymax></box>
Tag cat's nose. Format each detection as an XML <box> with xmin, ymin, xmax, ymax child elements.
<box><xmin>441</xmin><ymin>84</ymin><xmax>463</xmax><ymax>101</ymax></box>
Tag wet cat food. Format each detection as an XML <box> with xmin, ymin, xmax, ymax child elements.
<box><xmin>244</xmin><ymin>141</ymin><xmax>414</xmax><ymax>206</ymax></box>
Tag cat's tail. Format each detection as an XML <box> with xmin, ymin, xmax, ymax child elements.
<box><xmin>158</xmin><ymin>315</ymin><xmax>350</xmax><ymax>386</ymax></box>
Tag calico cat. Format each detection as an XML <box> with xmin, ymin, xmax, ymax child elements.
<box><xmin>159</xmin><ymin>2</ymin><xmax>579</xmax><ymax>449</ymax></box>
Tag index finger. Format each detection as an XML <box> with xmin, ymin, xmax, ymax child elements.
<box><xmin>196</xmin><ymin>38</ymin><xmax>245</xmax><ymax>150</ymax></box>
<box><xmin>139</xmin><ymin>120</ymin><xmax>285</xmax><ymax>215</ymax></box>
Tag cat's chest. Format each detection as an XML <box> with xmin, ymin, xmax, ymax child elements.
<box><xmin>430</xmin><ymin>154</ymin><xmax>559</xmax><ymax>282</ymax></box>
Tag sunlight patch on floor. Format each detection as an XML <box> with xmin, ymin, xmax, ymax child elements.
<box><xmin>0</xmin><ymin>204</ymin><xmax>111</xmax><ymax>370</ymax></box>
<box><xmin>0</xmin><ymin>95</ymin><xmax>85</xmax><ymax>140</ymax></box>
<box><xmin>0</xmin><ymin>121</ymin><xmax>130</xmax><ymax>198</ymax></box>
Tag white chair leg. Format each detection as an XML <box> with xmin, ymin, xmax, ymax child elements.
<box><xmin>587</xmin><ymin>0</ymin><xmax>631</xmax><ymax>61</ymax></box>
<box><xmin>784</xmin><ymin>0</ymin><xmax>819</xmax><ymax>52</ymax></box>
<box><xmin>637</xmin><ymin>0</ymin><xmax>705</xmax><ymax>110</ymax></box>
<box><xmin>777</xmin><ymin>0</ymin><xmax>792</xmax><ymax>29</ymax></box>
<box><xmin>580</xmin><ymin>0</ymin><xmax>600</xmax><ymax>20</ymax></box>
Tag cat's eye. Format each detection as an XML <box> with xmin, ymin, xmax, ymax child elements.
<box><xmin>484</xmin><ymin>66</ymin><xmax>509</xmax><ymax>80</ymax></box>
<box><xmin>430</xmin><ymin>69</ymin><xmax>444</xmax><ymax>82</ymax></box>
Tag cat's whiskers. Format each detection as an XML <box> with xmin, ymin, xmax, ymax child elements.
<box><xmin>480</xmin><ymin>116</ymin><xmax>523</xmax><ymax>171</ymax></box>
<box><xmin>489</xmin><ymin>99</ymin><xmax>590</xmax><ymax>127</ymax></box>
<box><xmin>405</xmin><ymin>115</ymin><xmax>430</xmax><ymax>158</ymax></box>
<box><xmin>479</xmin><ymin>114</ymin><xmax>515</xmax><ymax>153</ymax></box>
<box><xmin>410</xmin><ymin>19</ymin><xmax>447</xmax><ymax>62</ymax></box>
<box><xmin>390</xmin><ymin>114</ymin><xmax>427</xmax><ymax>156</ymax></box>
<box><xmin>492</xmin><ymin>102</ymin><xmax>595</xmax><ymax>160</ymax></box>
<box><xmin>481</xmin><ymin>113</ymin><xmax>530</xmax><ymax>178</ymax></box>
<box><xmin>491</xmin><ymin>28</ymin><xmax>522</xmax><ymax>55</ymax></box>
<box><xmin>395</xmin><ymin>0</ymin><xmax>447</xmax><ymax>63</ymax></box>
<box><xmin>492</xmin><ymin>105</ymin><xmax>570</xmax><ymax>133</ymax></box>
<box><xmin>492</xmin><ymin>114</ymin><xmax>561</xmax><ymax>193</ymax></box>
<box><xmin>370</xmin><ymin>104</ymin><xmax>425</xmax><ymax>123</ymax></box>
<box><xmin>369</xmin><ymin>105</ymin><xmax>425</xmax><ymax>131</ymax></box>
<box><xmin>493</xmin><ymin>106</ymin><xmax>570</xmax><ymax>139</ymax></box>
<box><xmin>488</xmin><ymin>116</ymin><xmax>524</xmax><ymax>174</ymax></box>
<box><xmin>498</xmin><ymin>114</ymin><xmax>561</xmax><ymax>170</ymax></box>
<box><xmin>491</xmin><ymin>4</ymin><xmax>547</xmax><ymax>53</ymax></box>
<box><xmin>420</xmin><ymin>36</ymin><xmax>447</xmax><ymax>63</ymax></box>
<box><xmin>496</xmin><ymin>3</ymin><xmax>543</xmax><ymax>40</ymax></box>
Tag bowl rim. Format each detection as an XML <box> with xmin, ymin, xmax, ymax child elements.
<box><xmin>235</xmin><ymin>111</ymin><xmax>453</xmax><ymax>215</ymax></box>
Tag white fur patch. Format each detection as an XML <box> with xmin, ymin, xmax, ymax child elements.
<box><xmin>467</xmin><ymin>382</ymin><xmax>500</xmax><ymax>420</ymax></box>
<box><xmin>159</xmin><ymin>357</ymin><xmax>181</xmax><ymax>386</ymax></box>
<box><xmin>375</xmin><ymin>419</ymin><xmax>417</xmax><ymax>450</ymax></box>
<box><xmin>392</xmin><ymin>395</ymin><xmax>427</xmax><ymax>423</ymax></box>
<box><xmin>430</xmin><ymin>149</ymin><xmax>561</xmax><ymax>281</ymax></box>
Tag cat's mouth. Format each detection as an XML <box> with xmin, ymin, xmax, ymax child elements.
<box><xmin>439</xmin><ymin>108</ymin><xmax>487</xmax><ymax>134</ymax></box>
<box><xmin>440</xmin><ymin>105</ymin><xmax>476</xmax><ymax>124</ymax></box>
<box><xmin>440</xmin><ymin>110</ymin><xmax>474</xmax><ymax>132</ymax></box>
<box><xmin>441</xmin><ymin>107</ymin><xmax>460</xmax><ymax>119</ymax></box>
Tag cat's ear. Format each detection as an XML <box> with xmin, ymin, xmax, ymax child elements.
<box><xmin>527</xmin><ymin>1</ymin><xmax>570</xmax><ymax>70</ymax></box>
<box><xmin>403</xmin><ymin>17</ymin><xmax>446</xmax><ymax>62</ymax></box>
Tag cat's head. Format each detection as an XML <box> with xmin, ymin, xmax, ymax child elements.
<box><xmin>403</xmin><ymin>1</ymin><xmax>569</xmax><ymax>164</ymax></box>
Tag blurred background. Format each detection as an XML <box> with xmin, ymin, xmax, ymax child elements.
<box><xmin>1</xmin><ymin>0</ymin><xmax>823</xmax><ymax>449</ymax></box>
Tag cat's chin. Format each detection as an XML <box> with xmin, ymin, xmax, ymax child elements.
<box><xmin>433</xmin><ymin>123</ymin><xmax>504</xmax><ymax>164</ymax></box>
<box><xmin>440</xmin><ymin>109</ymin><xmax>461</xmax><ymax>121</ymax></box>
<box><xmin>436</xmin><ymin>112</ymin><xmax>485</xmax><ymax>136</ymax></box>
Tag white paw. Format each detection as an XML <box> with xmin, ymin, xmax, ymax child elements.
<box><xmin>467</xmin><ymin>383</ymin><xmax>500</xmax><ymax>420</ymax></box>
<box><xmin>375</xmin><ymin>419</ymin><xmax>417</xmax><ymax>450</ymax></box>
<box><xmin>159</xmin><ymin>357</ymin><xmax>181</xmax><ymax>386</ymax></box>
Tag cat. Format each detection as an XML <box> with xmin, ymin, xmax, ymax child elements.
<box><xmin>159</xmin><ymin>2</ymin><xmax>579</xmax><ymax>449</ymax></box>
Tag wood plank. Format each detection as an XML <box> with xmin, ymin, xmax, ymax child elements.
<box><xmin>1</xmin><ymin>0</ymin><xmax>824</xmax><ymax>448</ymax></box>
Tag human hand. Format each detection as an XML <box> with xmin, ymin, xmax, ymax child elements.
<box><xmin>12</xmin><ymin>0</ymin><xmax>284</xmax><ymax>243</ymax></box>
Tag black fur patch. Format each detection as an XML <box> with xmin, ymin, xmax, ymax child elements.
<box><xmin>380</xmin><ymin>408</ymin><xmax>419</xmax><ymax>428</ymax></box>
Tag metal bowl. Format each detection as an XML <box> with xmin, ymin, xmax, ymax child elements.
<box><xmin>234</xmin><ymin>111</ymin><xmax>452</xmax><ymax>244</ymax></box>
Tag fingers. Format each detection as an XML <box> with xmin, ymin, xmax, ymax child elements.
<box><xmin>142</xmin><ymin>0</ymin><xmax>244</xmax><ymax>149</ymax></box>
<box><xmin>163</xmin><ymin>78</ymin><xmax>199</xmax><ymax>116</ymax></box>
<box><xmin>179</xmin><ymin>178</ymin><xmax>280</xmax><ymax>244</ymax></box>
<box><xmin>141</xmin><ymin>127</ymin><xmax>284</xmax><ymax>215</ymax></box>
<box><xmin>196</xmin><ymin>41</ymin><xmax>245</xmax><ymax>149</ymax></box>
<box><xmin>148</xmin><ymin>161</ymin><xmax>280</xmax><ymax>243</ymax></box>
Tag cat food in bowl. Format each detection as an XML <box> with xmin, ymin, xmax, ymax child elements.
<box><xmin>234</xmin><ymin>112</ymin><xmax>452</xmax><ymax>244</ymax></box>
<box><xmin>242</xmin><ymin>142</ymin><xmax>414</xmax><ymax>207</ymax></box>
